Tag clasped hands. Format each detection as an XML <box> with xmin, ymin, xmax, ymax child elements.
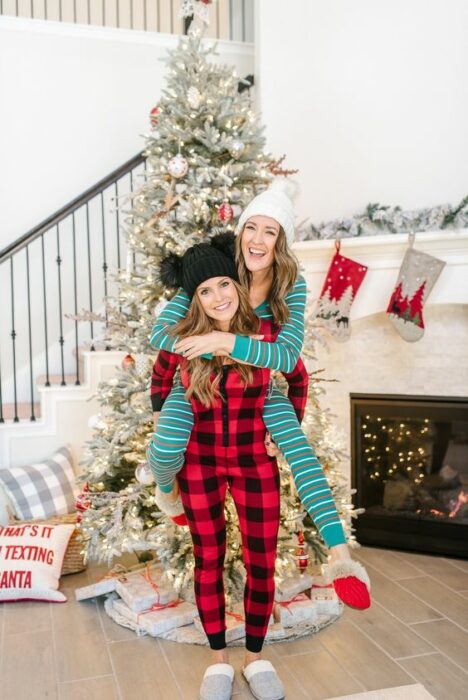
<box><xmin>175</xmin><ymin>331</ymin><xmax>264</xmax><ymax>361</ymax></box>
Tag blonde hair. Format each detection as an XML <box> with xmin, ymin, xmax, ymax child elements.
<box><xmin>172</xmin><ymin>280</ymin><xmax>259</xmax><ymax>406</ymax></box>
<box><xmin>235</xmin><ymin>226</ymin><xmax>298</xmax><ymax>325</ymax></box>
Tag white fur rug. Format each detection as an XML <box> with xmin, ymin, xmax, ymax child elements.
<box><xmin>104</xmin><ymin>592</ymin><xmax>342</xmax><ymax>645</ymax></box>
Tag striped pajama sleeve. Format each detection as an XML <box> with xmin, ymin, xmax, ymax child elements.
<box><xmin>149</xmin><ymin>289</ymin><xmax>191</xmax><ymax>352</ymax></box>
<box><xmin>229</xmin><ymin>275</ymin><xmax>307</xmax><ymax>372</ymax></box>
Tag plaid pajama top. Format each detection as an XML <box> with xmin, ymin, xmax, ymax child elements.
<box><xmin>151</xmin><ymin>320</ymin><xmax>308</xmax><ymax>467</ymax></box>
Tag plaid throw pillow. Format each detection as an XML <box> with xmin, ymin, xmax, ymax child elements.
<box><xmin>0</xmin><ymin>447</ymin><xmax>78</xmax><ymax>520</ymax></box>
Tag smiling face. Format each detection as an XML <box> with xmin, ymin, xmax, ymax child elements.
<box><xmin>195</xmin><ymin>276</ymin><xmax>239</xmax><ymax>328</ymax></box>
<box><xmin>240</xmin><ymin>215</ymin><xmax>281</xmax><ymax>273</ymax></box>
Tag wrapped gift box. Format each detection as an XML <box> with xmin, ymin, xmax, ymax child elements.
<box><xmin>113</xmin><ymin>597</ymin><xmax>198</xmax><ymax>636</ymax></box>
<box><xmin>311</xmin><ymin>585</ymin><xmax>341</xmax><ymax>616</ymax></box>
<box><xmin>274</xmin><ymin>592</ymin><xmax>319</xmax><ymax>627</ymax></box>
<box><xmin>275</xmin><ymin>573</ymin><xmax>313</xmax><ymax>602</ymax></box>
<box><xmin>194</xmin><ymin>609</ymin><xmax>246</xmax><ymax>644</ymax></box>
<box><xmin>115</xmin><ymin>565</ymin><xmax>177</xmax><ymax>612</ymax></box>
<box><xmin>75</xmin><ymin>576</ymin><xmax>118</xmax><ymax>601</ymax></box>
<box><xmin>265</xmin><ymin>622</ymin><xmax>286</xmax><ymax>641</ymax></box>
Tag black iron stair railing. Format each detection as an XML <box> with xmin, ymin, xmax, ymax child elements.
<box><xmin>0</xmin><ymin>152</ymin><xmax>146</xmax><ymax>424</ymax></box>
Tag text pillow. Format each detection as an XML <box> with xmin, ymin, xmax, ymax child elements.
<box><xmin>0</xmin><ymin>446</ymin><xmax>77</xmax><ymax>520</ymax></box>
<box><xmin>0</xmin><ymin>522</ymin><xmax>74</xmax><ymax>602</ymax></box>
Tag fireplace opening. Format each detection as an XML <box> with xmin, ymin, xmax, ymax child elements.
<box><xmin>351</xmin><ymin>394</ymin><xmax>468</xmax><ymax>557</ymax></box>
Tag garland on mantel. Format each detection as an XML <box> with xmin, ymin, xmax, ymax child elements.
<box><xmin>298</xmin><ymin>195</ymin><xmax>468</xmax><ymax>241</ymax></box>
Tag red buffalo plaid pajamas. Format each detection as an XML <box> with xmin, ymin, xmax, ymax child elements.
<box><xmin>151</xmin><ymin>341</ymin><xmax>309</xmax><ymax>421</ymax></box>
<box><xmin>152</xmin><ymin>320</ymin><xmax>308</xmax><ymax>652</ymax></box>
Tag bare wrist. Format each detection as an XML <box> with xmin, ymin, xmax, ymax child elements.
<box><xmin>222</xmin><ymin>332</ymin><xmax>235</xmax><ymax>354</ymax></box>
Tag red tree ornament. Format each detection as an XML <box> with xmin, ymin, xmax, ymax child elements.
<box><xmin>295</xmin><ymin>531</ymin><xmax>309</xmax><ymax>573</ymax></box>
<box><xmin>121</xmin><ymin>353</ymin><xmax>136</xmax><ymax>370</ymax></box>
<box><xmin>149</xmin><ymin>105</ymin><xmax>160</xmax><ymax>126</ymax></box>
<box><xmin>218</xmin><ymin>201</ymin><xmax>234</xmax><ymax>224</ymax></box>
<box><xmin>75</xmin><ymin>492</ymin><xmax>91</xmax><ymax>513</ymax></box>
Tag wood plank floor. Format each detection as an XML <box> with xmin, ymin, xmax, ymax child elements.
<box><xmin>0</xmin><ymin>547</ymin><xmax>467</xmax><ymax>699</ymax></box>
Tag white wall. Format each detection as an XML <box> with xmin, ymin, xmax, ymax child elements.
<box><xmin>0</xmin><ymin>17</ymin><xmax>254</xmax><ymax>249</ymax></box>
<box><xmin>255</xmin><ymin>0</ymin><xmax>468</xmax><ymax>225</ymax></box>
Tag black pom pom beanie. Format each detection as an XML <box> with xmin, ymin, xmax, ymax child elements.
<box><xmin>160</xmin><ymin>234</ymin><xmax>239</xmax><ymax>299</ymax></box>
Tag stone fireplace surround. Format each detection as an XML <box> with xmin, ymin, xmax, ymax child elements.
<box><xmin>294</xmin><ymin>230</ymin><xmax>468</xmax><ymax>487</ymax></box>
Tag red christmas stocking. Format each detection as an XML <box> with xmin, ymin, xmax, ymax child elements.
<box><xmin>387</xmin><ymin>235</ymin><xmax>445</xmax><ymax>342</ymax></box>
<box><xmin>314</xmin><ymin>241</ymin><xmax>368</xmax><ymax>341</ymax></box>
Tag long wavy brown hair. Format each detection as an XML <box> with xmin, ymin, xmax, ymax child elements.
<box><xmin>235</xmin><ymin>225</ymin><xmax>298</xmax><ymax>325</ymax></box>
<box><xmin>171</xmin><ymin>280</ymin><xmax>259</xmax><ymax>406</ymax></box>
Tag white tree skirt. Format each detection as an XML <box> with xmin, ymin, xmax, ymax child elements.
<box><xmin>104</xmin><ymin>593</ymin><xmax>343</xmax><ymax>645</ymax></box>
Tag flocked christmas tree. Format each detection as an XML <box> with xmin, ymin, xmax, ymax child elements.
<box><xmin>78</xmin><ymin>24</ymin><xmax>359</xmax><ymax>603</ymax></box>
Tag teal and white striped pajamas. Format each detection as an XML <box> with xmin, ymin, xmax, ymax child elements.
<box><xmin>148</xmin><ymin>276</ymin><xmax>346</xmax><ymax>548</ymax></box>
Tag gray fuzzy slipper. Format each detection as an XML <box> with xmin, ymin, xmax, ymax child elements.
<box><xmin>242</xmin><ymin>660</ymin><xmax>285</xmax><ymax>700</ymax></box>
<box><xmin>199</xmin><ymin>663</ymin><xmax>234</xmax><ymax>700</ymax></box>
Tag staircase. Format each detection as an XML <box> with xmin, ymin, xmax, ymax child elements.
<box><xmin>0</xmin><ymin>350</ymin><xmax>123</xmax><ymax>469</ymax></box>
<box><xmin>0</xmin><ymin>152</ymin><xmax>146</xmax><ymax>467</ymax></box>
<box><xmin>0</xmin><ymin>3</ymin><xmax>255</xmax><ymax>468</ymax></box>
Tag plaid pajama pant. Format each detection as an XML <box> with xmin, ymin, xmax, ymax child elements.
<box><xmin>178</xmin><ymin>457</ymin><xmax>280</xmax><ymax>653</ymax></box>
<box><xmin>173</xmin><ymin>326</ymin><xmax>282</xmax><ymax>652</ymax></box>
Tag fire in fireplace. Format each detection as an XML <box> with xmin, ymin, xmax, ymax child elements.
<box><xmin>351</xmin><ymin>394</ymin><xmax>468</xmax><ymax>557</ymax></box>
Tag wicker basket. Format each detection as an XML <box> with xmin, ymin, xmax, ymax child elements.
<box><xmin>13</xmin><ymin>512</ymin><xmax>86</xmax><ymax>576</ymax></box>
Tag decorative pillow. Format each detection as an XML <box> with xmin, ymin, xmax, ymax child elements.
<box><xmin>0</xmin><ymin>446</ymin><xmax>78</xmax><ymax>520</ymax></box>
<box><xmin>0</xmin><ymin>522</ymin><xmax>74</xmax><ymax>602</ymax></box>
<box><xmin>0</xmin><ymin>483</ymin><xmax>15</xmax><ymax>526</ymax></box>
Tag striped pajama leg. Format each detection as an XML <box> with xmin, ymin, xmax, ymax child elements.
<box><xmin>263</xmin><ymin>387</ymin><xmax>347</xmax><ymax>548</ymax></box>
<box><xmin>147</xmin><ymin>383</ymin><xmax>194</xmax><ymax>493</ymax></box>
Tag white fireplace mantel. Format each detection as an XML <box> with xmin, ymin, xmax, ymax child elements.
<box><xmin>292</xmin><ymin>229</ymin><xmax>468</xmax><ymax>483</ymax></box>
<box><xmin>293</xmin><ymin>229</ymin><xmax>468</xmax><ymax>320</ymax></box>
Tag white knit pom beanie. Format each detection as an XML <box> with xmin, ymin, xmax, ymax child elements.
<box><xmin>235</xmin><ymin>179</ymin><xmax>299</xmax><ymax>246</ymax></box>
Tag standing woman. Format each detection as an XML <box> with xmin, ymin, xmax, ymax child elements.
<box><xmin>153</xmin><ymin>240</ymin><xmax>288</xmax><ymax>700</ymax></box>
<box><xmin>149</xmin><ymin>187</ymin><xmax>371</xmax><ymax>608</ymax></box>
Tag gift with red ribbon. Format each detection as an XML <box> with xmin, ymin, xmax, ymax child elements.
<box><xmin>310</xmin><ymin>581</ymin><xmax>341</xmax><ymax>616</ymax></box>
<box><xmin>113</xmin><ymin>596</ymin><xmax>198</xmax><ymax>637</ymax></box>
<box><xmin>274</xmin><ymin>572</ymin><xmax>313</xmax><ymax>602</ymax></box>
<box><xmin>74</xmin><ymin>562</ymin><xmax>149</xmax><ymax>602</ymax></box>
<box><xmin>194</xmin><ymin>606</ymin><xmax>247</xmax><ymax>644</ymax></box>
<box><xmin>274</xmin><ymin>592</ymin><xmax>319</xmax><ymax>627</ymax></box>
<box><xmin>115</xmin><ymin>563</ymin><xmax>177</xmax><ymax>612</ymax></box>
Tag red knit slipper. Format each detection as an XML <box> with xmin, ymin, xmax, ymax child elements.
<box><xmin>324</xmin><ymin>560</ymin><xmax>371</xmax><ymax>610</ymax></box>
<box><xmin>155</xmin><ymin>486</ymin><xmax>187</xmax><ymax>526</ymax></box>
<box><xmin>171</xmin><ymin>513</ymin><xmax>188</xmax><ymax>527</ymax></box>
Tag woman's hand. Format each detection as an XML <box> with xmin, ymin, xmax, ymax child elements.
<box><xmin>175</xmin><ymin>332</ymin><xmax>264</xmax><ymax>360</ymax></box>
<box><xmin>265</xmin><ymin>432</ymin><xmax>280</xmax><ymax>457</ymax></box>
<box><xmin>175</xmin><ymin>331</ymin><xmax>235</xmax><ymax>360</ymax></box>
